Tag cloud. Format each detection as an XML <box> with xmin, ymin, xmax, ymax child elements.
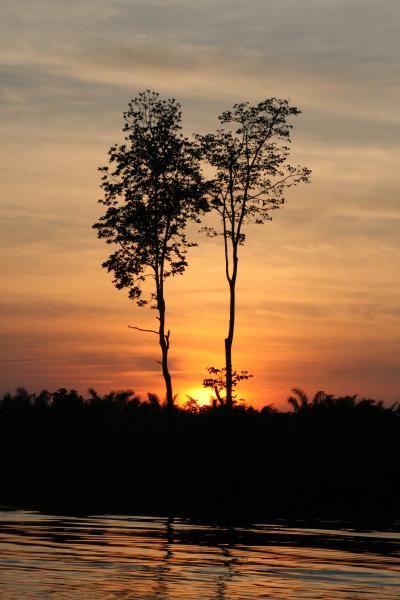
<box><xmin>1</xmin><ymin>0</ymin><xmax>400</xmax><ymax>161</ymax></box>
<box><xmin>70</xmin><ymin>350</ymin><xmax>162</xmax><ymax>372</ymax></box>
<box><xmin>1</xmin><ymin>0</ymin><xmax>399</xmax><ymax>403</ymax></box>
<box><xmin>0</xmin><ymin>297</ymin><xmax>118</xmax><ymax>319</ymax></box>
<box><xmin>322</xmin><ymin>357</ymin><xmax>400</xmax><ymax>389</ymax></box>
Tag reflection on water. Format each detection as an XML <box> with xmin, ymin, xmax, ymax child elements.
<box><xmin>0</xmin><ymin>511</ymin><xmax>399</xmax><ymax>599</ymax></box>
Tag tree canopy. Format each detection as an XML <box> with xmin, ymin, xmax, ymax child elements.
<box><xmin>94</xmin><ymin>90</ymin><xmax>207</xmax><ymax>406</ymax></box>
<box><xmin>197</xmin><ymin>98</ymin><xmax>311</xmax><ymax>405</ymax></box>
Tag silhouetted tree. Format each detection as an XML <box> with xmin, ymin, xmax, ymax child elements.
<box><xmin>203</xmin><ymin>366</ymin><xmax>252</xmax><ymax>406</ymax></box>
<box><xmin>183</xmin><ymin>396</ymin><xmax>201</xmax><ymax>413</ymax></box>
<box><xmin>52</xmin><ymin>388</ymin><xmax>84</xmax><ymax>410</ymax></box>
<box><xmin>33</xmin><ymin>389</ymin><xmax>51</xmax><ymax>408</ymax></box>
<box><xmin>12</xmin><ymin>386</ymin><xmax>33</xmax><ymax>408</ymax></box>
<box><xmin>287</xmin><ymin>387</ymin><xmax>311</xmax><ymax>412</ymax></box>
<box><xmin>146</xmin><ymin>392</ymin><xmax>161</xmax><ymax>408</ymax></box>
<box><xmin>197</xmin><ymin>99</ymin><xmax>311</xmax><ymax>405</ymax></box>
<box><xmin>94</xmin><ymin>91</ymin><xmax>207</xmax><ymax>407</ymax></box>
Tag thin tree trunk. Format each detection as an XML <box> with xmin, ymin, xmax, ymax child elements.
<box><xmin>158</xmin><ymin>293</ymin><xmax>174</xmax><ymax>408</ymax></box>
<box><xmin>225</xmin><ymin>250</ymin><xmax>238</xmax><ymax>407</ymax></box>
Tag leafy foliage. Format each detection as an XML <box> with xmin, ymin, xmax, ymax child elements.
<box><xmin>94</xmin><ymin>90</ymin><xmax>207</xmax><ymax>308</ymax></box>
<box><xmin>196</xmin><ymin>98</ymin><xmax>311</xmax><ymax>247</ymax></box>
<box><xmin>196</xmin><ymin>98</ymin><xmax>311</xmax><ymax>405</ymax></box>
<box><xmin>203</xmin><ymin>366</ymin><xmax>253</xmax><ymax>405</ymax></box>
<box><xmin>93</xmin><ymin>91</ymin><xmax>208</xmax><ymax>406</ymax></box>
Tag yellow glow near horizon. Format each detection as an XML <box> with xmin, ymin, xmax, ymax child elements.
<box><xmin>183</xmin><ymin>387</ymin><xmax>214</xmax><ymax>407</ymax></box>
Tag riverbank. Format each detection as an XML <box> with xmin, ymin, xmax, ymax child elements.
<box><xmin>1</xmin><ymin>388</ymin><xmax>399</xmax><ymax>521</ymax></box>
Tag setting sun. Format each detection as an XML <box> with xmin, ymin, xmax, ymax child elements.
<box><xmin>183</xmin><ymin>387</ymin><xmax>214</xmax><ymax>407</ymax></box>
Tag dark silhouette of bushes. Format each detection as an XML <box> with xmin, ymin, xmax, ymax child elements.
<box><xmin>0</xmin><ymin>387</ymin><xmax>399</xmax><ymax>521</ymax></box>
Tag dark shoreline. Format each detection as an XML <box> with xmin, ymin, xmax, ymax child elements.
<box><xmin>1</xmin><ymin>388</ymin><xmax>399</xmax><ymax>523</ymax></box>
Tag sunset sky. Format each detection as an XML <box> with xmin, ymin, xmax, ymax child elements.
<box><xmin>1</xmin><ymin>0</ymin><xmax>399</xmax><ymax>408</ymax></box>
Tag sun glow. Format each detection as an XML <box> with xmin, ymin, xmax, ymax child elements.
<box><xmin>183</xmin><ymin>387</ymin><xmax>214</xmax><ymax>407</ymax></box>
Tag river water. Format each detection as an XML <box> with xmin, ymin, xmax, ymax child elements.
<box><xmin>0</xmin><ymin>510</ymin><xmax>399</xmax><ymax>599</ymax></box>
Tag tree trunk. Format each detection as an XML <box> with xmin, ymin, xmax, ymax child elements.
<box><xmin>158</xmin><ymin>294</ymin><xmax>174</xmax><ymax>408</ymax></box>
<box><xmin>225</xmin><ymin>253</ymin><xmax>238</xmax><ymax>407</ymax></box>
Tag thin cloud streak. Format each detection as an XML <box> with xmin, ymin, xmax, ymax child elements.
<box><xmin>0</xmin><ymin>0</ymin><xmax>399</xmax><ymax>405</ymax></box>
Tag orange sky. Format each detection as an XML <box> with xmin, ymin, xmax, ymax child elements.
<box><xmin>1</xmin><ymin>1</ymin><xmax>399</xmax><ymax>408</ymax></box>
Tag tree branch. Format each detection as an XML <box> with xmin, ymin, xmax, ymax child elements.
<box><xmin>247</xmin><ymin>171</ymin><xmax>301</xmax><ymax>201</ymax></box>
<box><xmin>128</xmin><ymin>325</ymin><xmax>159</xmax><ymax>335</ymax></box>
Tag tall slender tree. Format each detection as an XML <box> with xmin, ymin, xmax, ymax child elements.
<box><xmin>197</xmin><ymin>99</ymin><xmax>311</xmax><ymax>406</ymax></box>
<box><xmin>94</xmin><ymin>90</ymin><xmax>207</xmax><ymax>408</ymax></box>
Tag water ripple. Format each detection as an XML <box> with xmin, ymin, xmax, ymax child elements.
<box><xmin>0</xmin><ymin>511</ymin><xmax>399</xmax><ymax>599</ymax></box>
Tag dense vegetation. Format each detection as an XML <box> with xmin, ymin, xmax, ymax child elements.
<box><xmin>1</xmin><ymin>388</ymin><xmax>399</xmax><ymax>521</ymax></box>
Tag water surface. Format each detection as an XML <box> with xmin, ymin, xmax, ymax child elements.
<box><xmin>0</xmin><ymin>510</ymin><xmax>399</xmax><ymax>599</ymax></box>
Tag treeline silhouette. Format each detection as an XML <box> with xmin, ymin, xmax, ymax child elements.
<box><xmin>1</xmin><ymin>387</ymin><xmax>399</xmax><ymax>521</ymax></box>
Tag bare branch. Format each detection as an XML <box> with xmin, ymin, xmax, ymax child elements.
<box><xmin>128</xmin><ymin>325</ymin><xmax>159</xmax><ymax>335</ymax></box>
<box><xmin>247</xmin><ymin>172</ymin><xmax>301</xmax><ymax>201</ymax></box>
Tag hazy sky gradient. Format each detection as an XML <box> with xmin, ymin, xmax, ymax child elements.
<box><xmin>1</xmin><ymin>0</ymin><xmax>399</xmax><ymax>406</ymax></box>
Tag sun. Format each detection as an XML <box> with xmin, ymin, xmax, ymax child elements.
<box><xmin>183</xmin><ymin>387</ymin><xmax>214</xmax><ymax>407</ymax></box>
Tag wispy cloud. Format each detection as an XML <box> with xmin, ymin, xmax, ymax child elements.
<box><xmin>1</xmin><ymin>0</ymin><xmax>399</xmax><ymax>404</ymax></box>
